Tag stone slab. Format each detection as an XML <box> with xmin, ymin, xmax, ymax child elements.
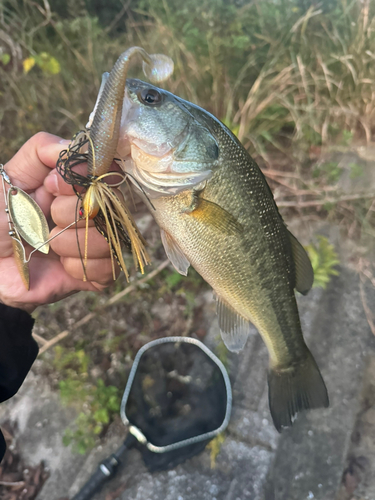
<box><xmin>336</xmin><ymin>355</ymin><xmax>375</xmax><ymax>500</ymax></box>
<box><xmin>71</xmin><ymin>438</ymin><xmax>273</xmax><ymax>500</ymax></box>
<box><xmin>0</xmin><ymin>371</ymin><xmax>87</xmax><ymax>500</ymax></box>
<box><xmin>265</xmin><ymin>268</ymin><xmax>375</xmax><ymax>500</ymax></box>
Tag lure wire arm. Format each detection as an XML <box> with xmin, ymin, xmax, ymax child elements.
<box><xmin>0</xmin><ymin>164</ymin><xmax>12</xmax><ymax>186</ymax></box>
<box><xmin>26</xmin><ymin>218</ymin><xmax>81</xmax><ymax>263</ymax></box>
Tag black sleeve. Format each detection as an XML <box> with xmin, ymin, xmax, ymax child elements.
<box><xmin>0</xmin><ymin>303</ymin><xmax>39</xmax><ymax>462</ymax></box>
<box><xmin>0</xmin><ymin>303</ymin><xmax>38</xmax><ymax>402</ymax></box>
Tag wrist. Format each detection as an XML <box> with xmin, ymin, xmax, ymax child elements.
<box><xmin>0</xmin><ymin>298</ymin><xmax>35</xmax><ymax>315</ymax></box>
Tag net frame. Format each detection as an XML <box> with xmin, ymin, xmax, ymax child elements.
<box><xmin>120</xmin><ymin>336</ymin><xmax>232</xmax><ymax>453</ymax></box>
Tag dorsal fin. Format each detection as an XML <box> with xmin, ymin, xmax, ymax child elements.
<box><xmin>216</xmin><ymin>296</ymin><xmax>251</xmax><ymax>352</ymax></box>
<box><xmin>288</xmin><ymin>230</ymin><xmax>314</xmax><ymax>295</ymax></box>
<box><xmin>160</xmin><ymin>229</ymin><xmax>190</xmax><ymax>276</ymax></box>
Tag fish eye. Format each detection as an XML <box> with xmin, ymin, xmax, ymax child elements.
<box><xmin>138</xmin><ymin>88</ymin><xmax>163</xmax><ymax>106</ymax></box>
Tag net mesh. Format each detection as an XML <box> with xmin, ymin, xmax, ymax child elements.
<box><xmin>125</xmin><ymin>341</ymin><xmax>228</xmax><ymax>471</ymax></box>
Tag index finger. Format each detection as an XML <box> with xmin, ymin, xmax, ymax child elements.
<box><xmin>4</xmin><ymin>132</ymin><xmax>70</xmax><ymax>191</ymax></box>
<box><xmin>44</xmin><ymin>163</ymin><xmax>88</xmax><ymax>197</ymax></box>
<box><xmin>44</xmin><ymin>161</ymin><xmax>123</xmax><ymax>197</ymax></box>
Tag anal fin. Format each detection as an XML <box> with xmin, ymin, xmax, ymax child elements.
<box><xmin>160</xmin><ymin>229</ymin><xmax>190</xmax><ymax>276</ymax></box>
<box><xmin>288</xmin><ymin>230</ymin><xmax>314</xmax><ymax>295</ymax></box>
<box><xmin>216</xmin><ymin>296</ymin><xmax>251</xmax><ymax>352</ymax></box>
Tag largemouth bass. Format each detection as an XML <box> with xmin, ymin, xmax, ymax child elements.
<box><xmin>116</xmin><ymin>78</ymin><xmax>329</xmax><ymax>431</ymax></box>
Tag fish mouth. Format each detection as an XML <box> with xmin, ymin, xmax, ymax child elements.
<box><xmin>117</xmin><ymin>144</ymin><xmax>212</xmax><ymax>197</ymax></box>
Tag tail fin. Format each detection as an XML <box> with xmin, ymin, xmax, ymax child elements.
<box><xmin>268</xmin><ymin>350</ymin><xmax>329</xmax><ymax>432</ymax></box>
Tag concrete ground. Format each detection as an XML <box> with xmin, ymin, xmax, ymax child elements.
<box><xmin>1</xmin><ymin>263</ymin><xmax>375</xmax><ymax>500</ymax></box>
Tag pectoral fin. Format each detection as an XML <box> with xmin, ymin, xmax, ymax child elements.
<box><xmin>288</xmin><ymin>230</ymin><xmax>314</xmax><ymax>295</ymax></box>
<box><xmin>160</xmin><ymin>229</ymin><xmax>190</xmax><ymax>276</ymax></box>
<box><xmin>216</xmin><ymin>296</ymin><xmax>251</xmax><ymax>352</ymax></box>
<box><xmin>189</xmin><ymin>198</ymin><xmax>243</xmax><ymax>236</ymax></box>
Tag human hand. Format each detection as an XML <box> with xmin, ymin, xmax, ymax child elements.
<box><xmin>0</xmin><ymin>132</ymin><xmax>118</xmax><ymax>313</ymax></box>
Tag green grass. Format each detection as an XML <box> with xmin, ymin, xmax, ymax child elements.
<box><xmin>52</xmin><ymin>345</ymin><xmax>121</xmax><ymax>453</ymax></box>
<box><xmin>313</xmin><ymin>161</ymin><xmax>342</xmax><ymax>185</ymax></box>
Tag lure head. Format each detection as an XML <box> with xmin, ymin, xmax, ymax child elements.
<box><xmin>117</xmin><ymin>79</ymin><xmax>220</xmax><ymax>197</ymax></box>
<box><xmin>81</xmin><ymin>185</ymin><xmax>100</xmax><ymax>219</ymax></box>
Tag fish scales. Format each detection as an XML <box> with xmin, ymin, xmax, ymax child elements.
<box><xmin>151</xmin><ymin>128</ymin><xmax>304</xmax><ymax>366</ymax></box>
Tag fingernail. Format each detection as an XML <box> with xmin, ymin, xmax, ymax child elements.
<box><xmin>46</xmin><ymin>171</ymin><xmax>59</xmax><ymax>195</ymax></box>
<box><xmin>59</xmin><ymin>139</ymin><xmax>71</xmax><ymax>145</ymax></box>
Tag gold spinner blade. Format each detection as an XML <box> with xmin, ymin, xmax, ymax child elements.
<box><xmin>11</xmin><ymin>234</ymin><xmax>30</xmax><ymax>290</ymax></box>
<box><xmin>8</xmin><ymin>186</ymin><xmax>50</xmax><ymax>254</ymax></box>
<box><xmin>1</xmin><ymin>164</ymin><xmax>51</xmax><ymax>290</ymax></box>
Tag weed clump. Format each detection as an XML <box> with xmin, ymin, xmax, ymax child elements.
<box><xmin>305</xmin><ymin>236</ymin><xmax>340</xmax><ymax>289</ymax></box>
<box><xmin>53</xmin><ymin>346</ymin><xmax>121</xmax><ymax>454</ymax></box>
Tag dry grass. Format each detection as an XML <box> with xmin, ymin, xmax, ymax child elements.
<box><xmin>1</xmin><ymin>0</ymin><xmax>374</xmax><ymax>162</ymax></box>
<box><xmin>125</xmin><ymin>1</ymin><xmax>375</xmax><ymax>158</ymax></box>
